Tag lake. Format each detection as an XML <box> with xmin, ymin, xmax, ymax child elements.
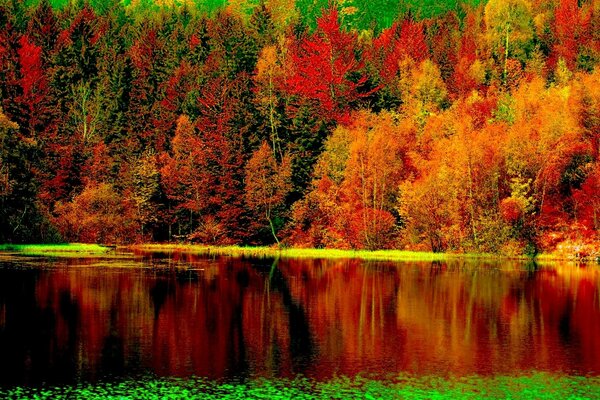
<box><xmin>0</xmin><ymin>250</ymin><xmax>599</xmax><ymax>398</ymax></box>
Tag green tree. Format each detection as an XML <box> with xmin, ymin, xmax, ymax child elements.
<box><xmin>484</xmin><ymin>0</ymin><xmax>533</xmax><ymax>83</ymax></box>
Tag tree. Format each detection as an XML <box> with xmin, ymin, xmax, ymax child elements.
<box><xmin>245</xmin><ymin>141</ymin><xmax>292</xmax><ymax>245</ymax></box>
<box><xmin>0</xmin><ymin>107</ymin><xmax>54</xmax><ymax>243</ymax></box>
<box><xmin>372</xmin><ymin>17</ymin><xmax>429</xmax><ymax>82</ymax></box>
<box><xmin>403</xmin><ymin>59</ymin><xmax>448</xmax><ymax>121</ymax></box>
<box><xmin>160</xmin><ymin>115</ymin><xmax>204</xmax><ymax>236</ymax></box>
<box><xmin>0</xmin><ymin>109</ymin><xmax>19</xmax><ymax>199</ymax></box>
<box><xmin>573</xmin><ymin>165</ymin><xmax>600</xmax><ymax>234</ymax></box>
<box><xmin>341</xmin><ymin>111</ymin><xmax>408</xmax><ymax>248</ymax></box>
<box><xmin>129</xmin><ymin>150</ymin><xmax>161</xmax><ymax>239</ymax></box>
<box><xmin>52</xmin><ymin>183</ymin><xmax>135</xmax><ymax>244</ymax></box>
<box><xmin>485</xmin><ymin>0</ymin><xmax>533</xmax><ymax>83</ymax></box>
<box><xmin>286</xmin><ymin>8</ymin><xmax>367</xmax><ymax>119</ymax></box>
<box><xmin>254</xmin><ymin>44</ymin><xmax>285</xmax><ymax>156</ymax></box>
<box><xmin>14</xmin><ymin>34</ymin><xmax>50</xmax><ymax>136</ymax></box>
<box><xmin>194</xmin><ymin>75</ymin><xmax>247</xmax><ymax>242</ymax></box>
<box><xmin>552</xmin><ymin>0</ymin><xmax>590</xmax><ymax>70</ymax></box>
<box><xmin>291</xmin><ymin>111</ymin><xmax>411</xmax><ymax>249</ymax></box>
<box><xmin>450</xmin><ymin>11</ymin><xmax>486</xmax><ymax>96</ymax></box>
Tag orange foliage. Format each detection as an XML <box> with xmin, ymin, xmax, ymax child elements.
<box><xmin>52</xmin><ymin>183</ymin><xmax>136</xmax><ymax>243</ymax></box>
<box><xmin>290</xmin><ymin>111</ymin><xmax>412</xmax><ymax>249</ymax></box>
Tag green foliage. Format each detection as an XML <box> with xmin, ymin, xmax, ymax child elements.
<box><xmin>0</xmin><ymin>109</ymin><xmax>55</xmax><ymax>243</ymax></box>
<box><xmin>19</xmin><ymin>0</ymin><xmax>488</xmax><ymax>32</ymax></box>
<box><xmin>492</xmin><ymin>94</ymin><xmax>516</xmax><ymax>124</ymax></box>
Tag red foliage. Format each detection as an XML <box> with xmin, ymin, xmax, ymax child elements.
<box><xmin>39</xmin><ymin>144</ymin><xmax>80</xmax><ymax>203</ymax></box>
<box><xmin>154</xmin><ymin>61</ymin><xmax>197</xmax><ymax>147</ymax></box>
<box><xmin>373</xmin><ymin>18</ymin><xmax>429</xmax><ymax>82</ymax></box>
<box><xmin>500</xmin><ymin>197</ymin><xmax>523</xmax><ymax>224</ymax></box>
<box><xmin>448</xmin><ymin>13</ymin><xmax>480</xmax><ymax>96</ymax></box>
<box><xmin>551</xmin><ymin>0</ymin><xmax>591</xmax><ymax>69</ymax></box>
<box><xmin>15</xmin><ymin>34</ymin><xmax>48</xmax><ymax>132</ymax></box>
<box><xmin>189</xmin><ymin>33</ymin><xmax>201</xmax><ymax>50</ymax></box>
<box><xmin>466</xmin><ymin>93</ymin><xmax>497</xmax><ymax>129</ymax></box>
<box><xmin>81</xmin><ymin>142</ymin><xmax>112</xmax><ymax>187</ymax></box>
<box><xmin>56</xmin><ymin>6</ymin><xmax>104</xmax><ymax>49</ymax></box>
<box><xmin>195</xmin><ymin>77</ymin><xmax>245</xmax><ymax>237</ymax></box>
<box><xmin>286</xmin><ymin>8</ymin><xmax>367</xmax><ymax>118</ymax></box>
<box><xmin>573</xmin><ymin>165</ymin><xmax>600</xmax><ymax>232</ymax></box>
<box><xmin>130</xmin><ymin>30</ymin><xmax>160</xmax><ymax>74</ymax></box>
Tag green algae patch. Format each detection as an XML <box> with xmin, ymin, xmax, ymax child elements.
<box><xmin>0</xmin><ymin>243</ymin><xmax>114</xmax><ymax>257</ymax></box>
<box><xmin>1</xmin><ymin>373</ymin><xmax>599</xmax><ymax>399</ymax></box>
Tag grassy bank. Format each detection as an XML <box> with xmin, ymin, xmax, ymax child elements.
<box><xmin>126</xmin><ymin>244</ymin><xmax>538</xmax><ymax>263</ymax></box>
<box><xmin>1</xmin><ymin>243</ymin><xmax>597</xmax><ymax>263</ymax></box>
<box><xmin>0</xmin><ymin>243</ymin><xmax>114</xmax><ymax>257</ymax></box>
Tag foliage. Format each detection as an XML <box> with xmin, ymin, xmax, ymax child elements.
<box><xmin>245</xmin><ymin>141</ymin><xmax>292</xmax><ymax>244</ymax></box>
<box><xmin>0</xmin><ymin>0</ymin><xmax>598</xmax><ymax>257</ymax></box>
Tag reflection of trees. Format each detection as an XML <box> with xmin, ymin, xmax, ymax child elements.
<box><xmin>277</xmin><ymin>258</ymin><xmax>600</xmax><ymax>376</ymax></box>
<box><xmin>262</xmin><ymin>257</ymin><xmax>314</xmax><ymax>373</ymax></box>
<box><xmin>1</xmin><ymin>256</ymin><xmax>600</xmax><ymax>385</ymax></box>
<box><xmin>0</xmin><ymin>267</ymin><xmax>82</xmax><ymax>385</ymax></box>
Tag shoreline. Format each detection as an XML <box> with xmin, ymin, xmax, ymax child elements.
<box><xmin>0</xmin><ymin>243</ymin><xmax>597</xmax><ymax>263</ymax></box>
<box><xmin>128</xmin><ymin>244</ymin><xmax>600</xmax><ymax>263</ymax></box>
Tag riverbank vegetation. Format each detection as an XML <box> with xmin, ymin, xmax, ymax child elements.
<box><xmin>0</xmin><ymin>243</ymin><xmax>113</xmax><ymax>256</ymax></box>
<box><xmin>0</xmin><ymin>0</ymin><xmax>599</xmax><ymax>258</ymax></box>
<box><xmin>129</xmin><ymin>243</ymin><xmax>598</xmax><ymax>263</ymax></box>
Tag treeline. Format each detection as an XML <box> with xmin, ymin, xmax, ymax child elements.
<box><xmin>0</xmin><ymin>0</ymin><xmax>599</xmax><ymax>255</ymax></box>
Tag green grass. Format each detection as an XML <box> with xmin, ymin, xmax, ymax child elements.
<box><xmin>127</xmin><ymin>244</ymin><xmax>538</xmax><ymax>262</ymax></box>
<box><xmin>2</xmin><ymin>243</ymin><xmax>593</xmax><ymax>263</ymax></box>
<box><xmin>0</xmin><ymin>243</ymin><xmax>114</xmax><ymax>257</ymax></box>
<box><xmin>1</xmin><ymin>373</ymin><xmax>598</xmax><ymax>399</ymax></box>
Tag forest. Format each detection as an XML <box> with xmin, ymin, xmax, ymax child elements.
<box><xmin>0</xmin><ymin>0</ymin><xmax>599</xmax><ymax>256</ymax></box>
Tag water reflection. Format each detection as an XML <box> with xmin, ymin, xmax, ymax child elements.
<box><xmin>0</xmin><ymin>254</ymin><xmax>599</xmax><ymax>387</ymax></box>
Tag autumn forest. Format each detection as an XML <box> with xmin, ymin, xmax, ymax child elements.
<box><xmin>0</xmin><ymin>0</ymin><xmax>599</xmax><ymax>257</ymax></box>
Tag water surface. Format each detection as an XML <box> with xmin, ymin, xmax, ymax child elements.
<box><xmin>0</xmin><ymin>251</ymin><xmax>599</xmax><ymax>398</ymax></box>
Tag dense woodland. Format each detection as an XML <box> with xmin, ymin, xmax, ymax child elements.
<box><xmin>0</xmin><ymin>0</ymin><xmax>599</xmax><ymax>255</ymax></box>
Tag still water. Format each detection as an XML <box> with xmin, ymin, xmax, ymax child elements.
<box><xmin>0</xmin><ymin>251</ymin><xmax>599</xmax><ymax>398</ymax></box>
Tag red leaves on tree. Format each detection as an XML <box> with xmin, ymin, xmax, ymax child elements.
<box><xmin>195</xmin><ymin>77</ymin><xmax>246</xmax><ymax>239</ymax></box>
<box><xmin>17</xmin><ymin>35</ymin><xmax>44</xmax><ymax>99</ymax></box>
<box><xmin>500</xmin><ymin>197</ymin><xmax>524</xmax><ymax>224</ymax></box>
<box><xmin>373</xmin><ymin>18</ymin><xmax>429</xmax><ymax>82</ymax></box>
<box><xmin>15</xmin><ymin>34</ymin><xmax>48</xmax><ymax>132</ymax></box>
<box><xmin>286</xmin><ymin>8</ymin><xmax>367</xmax><ymax>118</ymax></box>
<box><xmin>56</xmin><ymin>6</ymin><xmax>104</xmax><ymax>49</ymax></box>
<box><xmin>449</xmin><ymin>13</ymin><xmax>481</xmax><ymax>96</ymax></box>
<box><xmin>130</xmin><ymin>30</ymin><xmax>160</xmax><ymax>74</ymax></box>
<box><xmin>153</xmin><ymin>61</ymin><xmax>197</xmax><ymax>149</ymax></box>
<box><xmin>161</xmin><ymin>76</ymin><xmax>247</xmax><ymax>243</ymax></box>
<box><xmin>573</xmin><ymin>165</ymin><xmax>600</xmax><ymax>233</ymax></box>
<box><xmin>552</xmin><ymin>0</ymin><xmax>591</xmax><ymax>69</ymax></box>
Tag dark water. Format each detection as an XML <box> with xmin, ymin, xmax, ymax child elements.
<box><xmin>0</xmin><ymin>251</ymin><xmax>599</xmax><ymax>397</ymax></box>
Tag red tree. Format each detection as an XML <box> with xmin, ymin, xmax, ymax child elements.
<box><xmin>552</xmin><ymin>0</ymin><xmax>591</xmax><ymax>69</ymax></box>
<box><xmin>286</xmin><ymin>8</ymin><xmax>367</xmax><ymax>119</ymax></box>
<box><xmin>15</xmin><ymin>34</ymin><xmax>49</xmax><ymax>134</ymax></box>
<box><xmin>373</xmin><ymin>18</ymin><xmax>429</xmax><ymax>82</ymax></box>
